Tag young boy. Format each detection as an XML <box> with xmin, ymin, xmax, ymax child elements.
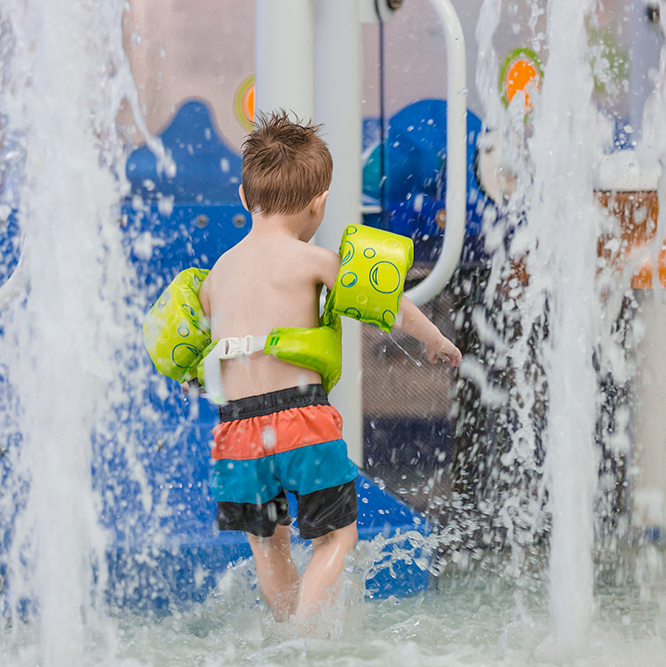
<box><xmin>198</xmin><ymin>112</ymin><xmax>461</xmax><ymax>621</ymax></box>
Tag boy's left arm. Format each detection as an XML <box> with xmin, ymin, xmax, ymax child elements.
<box><xmin>395</xmin><ymin>296</ymin><xmax>462</xmax><ymax>367</ymax></box>
<box><xmin>311</xmin><ymin>245</ymin><xmax>460</xmax><ymax>366</ymax></box>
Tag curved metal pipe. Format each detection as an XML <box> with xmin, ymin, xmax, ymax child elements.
<box><xmin>405</xmin><ymin>0</ymin><xmax>467</xmax><ymax>306</ymax></box>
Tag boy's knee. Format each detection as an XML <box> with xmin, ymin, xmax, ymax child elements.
<box><xmin>344</xmin><ymin>521</ymin><xmax>358</xmax><ymax>548</ymax></box>
<box><xmin>324</xmin><ymin>521</ymin><xmax>358</xmax><ymax>550</ymax></box>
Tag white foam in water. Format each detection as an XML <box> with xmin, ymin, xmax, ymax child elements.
<box><xmin>3</xmin><ymin>0</ymin><xmax>666</xmax><ymax>665</ymax></box>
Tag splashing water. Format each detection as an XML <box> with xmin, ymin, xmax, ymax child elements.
<box><xmin>526</xmin><ymin>0</ymin><xmax>602</xmax><ymax>653</ymax></box>
<box><xmin>472</xmin><ymin>0</ymin><xmax>666</xmax><ymax>660</ymax></box>
<box><xmin>2</xmin><ymin>0</ymin><xmax>666</xmax><ymax>665</ymax></box>
<box><xmin>0</xmin><ymin>0</ymin><xmax>161</xmax><ymax>664</ymax></box>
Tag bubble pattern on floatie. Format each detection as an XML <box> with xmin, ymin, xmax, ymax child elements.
<box><xmin>142</xmin><ymin>267</ymin><xmax>211</xmax><ymax>382</ymax></box>
<box><xmin>327</xmin><ymin>224</ymin><xmax>414</xmax><ymax>333</ymax></box>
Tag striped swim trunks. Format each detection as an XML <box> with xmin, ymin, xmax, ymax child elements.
<box><xmin>210</xmin><ymin>384</ymin><xmax>358</xmax><ymax>539</ymax></box>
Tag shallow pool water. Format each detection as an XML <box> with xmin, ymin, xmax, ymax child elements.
<box><xmin>2</xmin><ymin>544</ymin><xmax>666</xmax><ymax>667</ymax></box>
<box><xmin>103</xmin><ymin>565</ymin><xmax>666</xmax><ymax>667</ymax></box>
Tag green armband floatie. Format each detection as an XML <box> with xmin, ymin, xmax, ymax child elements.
<box><xmin>142</xmin><ymin>267</ymin><xmax>211</xmax><ymax>383</ymax></box>
<box><xmin>142</xmin><ymin>225</ymin><xmax>413</xmax><ymax>396</ymax></box>
<box><xmin>325</xmin><ymin>224</ymin><xmax>414</xmax><ymax>332</ymax></box>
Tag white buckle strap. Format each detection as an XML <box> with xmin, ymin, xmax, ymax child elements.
<box><xmin>217</xmin><ymin>335</ymin><xmax>267</xmax><ymax>360</ymax></box>
<box><xmin>202</xmin><ymin>335</ymin><xmax>268</xmax><ymax>406</ymax></box>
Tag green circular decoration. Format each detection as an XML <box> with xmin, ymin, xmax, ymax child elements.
<box><xmin>382</xmin><ymin>310</ymin><xmax>396</xmax><ymax>329</ymax></box>
<box><xmin>173</xmin><ymin>343</ymin><xmax>203</xmax><ymax>369</ymax></box>
<box><xmin>341</xmin><ymin>241</ymin><xmax>355</xmax><ymax>266</ymax></box>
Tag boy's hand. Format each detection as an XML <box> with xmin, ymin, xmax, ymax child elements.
<box><xmin>423</xmin><ymin>336</ymin><xmax>462</xmax><ymax>367</ymax></box>
<box><xmin>180</xmin><ymin>379</ymin><xmax>202</xmax><ymax>396</ymax></box>
<box><xmin>394</xmin><ymin>296</ymin><xmax>461</xmax><ymax>367</ymax></box>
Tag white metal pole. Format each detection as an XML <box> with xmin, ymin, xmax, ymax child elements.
<box><xmin>314</xmin><ymin>0</ymin><xmax>364</xmax><ymax>467</ymax></box>
<box><xmin>255</xmin><ymin>0</ymin><xmax>315</xmax><ymax>121</ymax></box>
<box><xmin>405</xmin><ymin>0</ymin><xmax>467</xmax><ymax>306</ymax></box>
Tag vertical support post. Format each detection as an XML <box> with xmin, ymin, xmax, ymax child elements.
<box><xmin>629</xmin><ymin>0</ymin><xmax>663</xmax><ymax>143</ymax></box>
<box><xmin>314</xmin><ymin>0</ymin><xmax>364</xmax><ymax>467</ymax></box>
<box><xmin>255</xmin><ymin>0</ymin><xmax>315</xmax><ymax>121</ymax></box>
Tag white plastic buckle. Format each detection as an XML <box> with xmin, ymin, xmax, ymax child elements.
<box><xmin>201</xmin><ymin>335</ymin><xmax>268</xmax><ymax>406</ymax></box>
<box><xmin>218</xmin><ymin>335</ymin><xmax>254</xmax><ymax>360</ymax></box>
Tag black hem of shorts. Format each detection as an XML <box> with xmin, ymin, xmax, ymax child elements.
<box><xmin>298</xmin><ymin>508</ymin><xmax>358</xmax><ymax>540</ymax></box>
<box><xmin>216</xmin><ymin>518</ymin><xmax>292</xmax><ymax>539</ymax></box>
<box><xmin>295</xmin><ymin>478</ymin><xmax>359</xmax><ymax>540</ymax></box>
<box><xmin>216</xmin><ymin>491</ymin><xmax>292</xmax><ymax>538</ymax></box>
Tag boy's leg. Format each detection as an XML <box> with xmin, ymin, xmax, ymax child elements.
<box><xmin>295</xmin><ymin>521</ymin><xmax>358</xmax><ymax>618</ymax></box>
<box><xmin>247</xmin><ymin>524</ymin><xmax>299</xmax><ymax>620</ymax></box>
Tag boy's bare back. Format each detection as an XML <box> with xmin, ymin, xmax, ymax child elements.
<box><xmin>199</xmin><ymin>223</ymin><xmax>340</xmax><ymax>401</ymax></box>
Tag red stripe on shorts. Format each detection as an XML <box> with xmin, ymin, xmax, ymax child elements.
<box><xmin>211</xmin><ymin>404</ymin><xmax>343</xmax><ymax>462</ymax></box>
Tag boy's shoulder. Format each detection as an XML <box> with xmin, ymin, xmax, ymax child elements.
<box><xmin>295</xmin><ymin>239</ymin><xmax>340</xmax><ymax>267</ymax></box>
<box><xmin>206</xmin><ymin>233</ymin><xmax>340</xmax><ymax>286</ymax></box>
<box><xmin>296</xmin><ymin>241</ymin><xmax>341</xmax><ymax>288</ymax></box>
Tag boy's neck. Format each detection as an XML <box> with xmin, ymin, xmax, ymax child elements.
<box><xmin>249</xmin><ymin>210</ymin><xmax>316</xmax><ymax>243</ymax></box>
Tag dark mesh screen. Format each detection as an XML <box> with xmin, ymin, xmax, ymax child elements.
<box><xmin>361</xmin><ymin>269</ymin><xmax>457</xmax><ymax>512</ymax></box>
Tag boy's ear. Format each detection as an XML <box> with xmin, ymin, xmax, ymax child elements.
<box><xmin>311</xmin><ymin>190</ymin><xmax>329</xmax><ymax>216</ymax></box>
<box><xmin>238</xmin><ymin>185</ymin><xmax>250</xmax><ymax>212</ymax></box>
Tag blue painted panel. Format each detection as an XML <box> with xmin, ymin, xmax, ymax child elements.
<box><xmin>124</xmin><ymin>202</ymin><xmax>250</xmax><ymax>288</ymax></box>
<box><xmin>0</xmin><ymin>212</ymin><xmax>20</xmax><ymax>292</ymax></box>
<box><xmin>126</xmin><ymin>100</ymin><xmax>243</xmax><ymax>205</ymax></box>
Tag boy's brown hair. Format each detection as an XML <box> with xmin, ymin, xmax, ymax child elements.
<box><xmin>241</xmin><ymin>111</ymin><xmax>333</xmax><ymax>216</ymax></box>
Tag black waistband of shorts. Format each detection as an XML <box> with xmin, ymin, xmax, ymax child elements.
<box><xmin>218</xmin><ymin>384</ymin><xmax>329</xmax><ymax>422</ymax></box>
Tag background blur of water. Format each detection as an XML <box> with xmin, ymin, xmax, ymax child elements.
<box><xmin>1</xmin><ymin>0</ymin><xmax>666</xmax><ymax>665</ymax></box>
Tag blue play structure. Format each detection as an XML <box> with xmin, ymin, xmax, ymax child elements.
<box><xmin>362</xmin><ymin>98</ymin><xmax>486</xmax><ymax>265</ymax></box>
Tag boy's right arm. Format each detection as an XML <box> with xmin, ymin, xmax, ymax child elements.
<box><xmin>311</xmin><ymin>245</ymin><xmax>342</xmax><ymax>291</ymax></box>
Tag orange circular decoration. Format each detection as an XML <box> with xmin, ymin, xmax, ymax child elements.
<box><xmin>500</xmin><ymin>48</ymin><xmax>543</xmax><ymax>112</ymax></box>
<box><xmin>235</xmin><ymin>75</ymin><xmax>255</xmax><ymax>131</ymax></box>
<box><xmin>505</xmin><ymin>60</ymin><xmax>538</xmax><ymax>108</ymax></box>
<box><xmin>243</xmin><ymin>85</ymin><xmax>255</xmax><ymax>123</ymax></box>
